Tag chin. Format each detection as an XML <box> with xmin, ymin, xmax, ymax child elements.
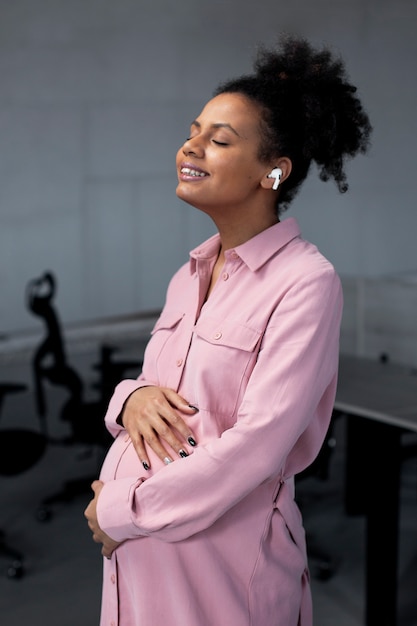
<box><xmin>176</xmin><ymin>185</ymin><xmax>194</xmax><ymax>204</ymax></box>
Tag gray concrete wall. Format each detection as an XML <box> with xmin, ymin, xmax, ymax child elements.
<box><xmin>0</xmin><ymin>0</ymin><xmax>415</xmax><ymax>341</ymax></box>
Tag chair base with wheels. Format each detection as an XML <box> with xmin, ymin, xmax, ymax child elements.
<box><xmin>0</xmin><ymin>530</ymin><xmax>24</xmax><ymax>579</ymax></box>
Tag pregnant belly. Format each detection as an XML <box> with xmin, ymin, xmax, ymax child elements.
<box><xmin>99</xmin><ymin>431</ymin><xmax>168</xmax><ymax>482</ymax></box>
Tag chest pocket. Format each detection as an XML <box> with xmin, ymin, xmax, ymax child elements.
<box><xmin>193</xmin><ymin>316</ymin><xmax>262</xmax><ymax>419</ymax></box>
<box><xmin>151</xmin><ymin>308</ymin><xmax>184</xmax><ymax>337</ymax></box>
<box><xmin>194</xmin><ymin>316</ymin><xmax>261</xmax><ymax>351</ymax></box>
<box><xmin>144</xmin><ymin>308</ymin><xmax>185</xmax><ymax>385</ymax></box>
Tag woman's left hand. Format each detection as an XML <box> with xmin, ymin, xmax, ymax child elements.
<box><xmin>84</xmin><ymin>480</ymin><xmax>123</xmax><ymax>559</ymax></box>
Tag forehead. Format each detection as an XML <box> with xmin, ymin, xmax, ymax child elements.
<box><xmin>196</xmin><ymin>93</ymin><xmax>262</xmax><ymax>135</ymax></box>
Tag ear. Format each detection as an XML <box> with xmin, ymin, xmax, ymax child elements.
<box><xmin>261</xmin><ymin>157</ymin><xmax>292</xmax><ymax>190</ymax></box>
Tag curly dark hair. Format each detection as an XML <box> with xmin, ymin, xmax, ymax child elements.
<box><xmin>214</xmin><ymin>34</ymin><xmax>372</xmax><ymax>212</ymax></box>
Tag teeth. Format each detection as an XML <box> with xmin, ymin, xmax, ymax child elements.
<box><xmin>181</xmin><ymin>167</ymin><xmax>206</xmax><ymax>177</ymax></box>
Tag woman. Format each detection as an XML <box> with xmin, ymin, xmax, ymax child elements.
<box><xmin>85</xmin><ymin>35</ymin><xmax>371</xmax><ymax>625</ymax></box>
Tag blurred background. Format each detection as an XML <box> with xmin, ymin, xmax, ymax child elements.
<box><xmin>0</xmin><ymin>0</ymin><xmax>416</xmax><ymax>363</ymax></box>
<box><xmin>0</xmin><ymin>1</ymin><xmax>416</xmax><ymax>625</ymax></box>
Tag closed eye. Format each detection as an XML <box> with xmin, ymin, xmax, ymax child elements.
<box><xmin>212</xmin><ymin>140</ymin><xmax>228</xmax><ymax>146</ymax></box>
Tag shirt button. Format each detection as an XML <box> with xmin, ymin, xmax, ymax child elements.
<box><xmin>176</xmin><ymin>358</ymin><xmax>183</xmax><ymax>367</ymax></box>
<box><xmin>111</xmin><ymin>574</ymin><xmax>116</xmax><ymax>584</ymax></box>
<box><xmin>222</xmin><ymin>272</ymin><xmax>229</xmax><ymax>280</ymax></box>
<box><xmin>213</xmin><ymin>332</ymin><xmax>222</xmax><ymax>340</ymax></box>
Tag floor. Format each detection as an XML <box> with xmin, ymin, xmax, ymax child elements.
<box><xmin>0</xmin><ymin>329</ymin><xmax>416</xmax><ymax>626</ymax></box>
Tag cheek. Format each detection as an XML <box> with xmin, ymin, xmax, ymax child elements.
<box><xmin>221</xmin><ymin>154</ymin><xmax>261</xmax><ymax>183</ymax></box>
<box><xmin>221</xmin><ymin>167</ymin><xmax>259</xmax><ymax>193</ymax></box>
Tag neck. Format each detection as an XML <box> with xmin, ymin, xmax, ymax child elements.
<box><xmin>214</xmin><ymin>214</ymin><xmax>279</xmax><ymax>257</ymax></box>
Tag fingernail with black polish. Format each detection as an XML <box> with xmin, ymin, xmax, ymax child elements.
<box><xmin>142</xmin><ymin>461</ymin><xmax>150</xmax><ymax>471</ymax></box>
<box><xmin>187</xmin><ymin>437</ymin><xmax>197</xmax><ymax>447</ymax></box>
<box><xmin>179</xmin><ymin>449</ymin><xmax>188</xmax><ymax>458</ymax></box>
<box><xmin>188</xmin><ymin>404</ymin><xmax>199</xmax><ymax>412</ymax></box>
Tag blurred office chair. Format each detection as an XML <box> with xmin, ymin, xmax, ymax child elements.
<box><xmin>26</xmin><ymin>271</ymin><xmax>109</xmax><ymax>519</ymax></box>
<box><xmin>34</xmin><ymin>344</ymin><xmax>141</xmax><ymax>521</ymax></box>
<box><xmin>26</xmin><ymin>271</ymin><xmax>141</xmax><ymax>520</ymax></box>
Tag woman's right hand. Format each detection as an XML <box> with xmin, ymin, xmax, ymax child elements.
<box><xmin>120</xmin><ymin>386</ymin><xmax>198</xmax><ymax>469</ymax></box>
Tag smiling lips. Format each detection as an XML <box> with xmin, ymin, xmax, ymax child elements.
<box><xmin>180</xmin><ymin>164</ymin><xmax>209</xmax><ymax>180</ymax></box>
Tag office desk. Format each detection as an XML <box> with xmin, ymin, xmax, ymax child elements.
<box><xmin>334</xmin><ymin>354</ymin><xmax>417</xmax><ymax>626</ymax></box>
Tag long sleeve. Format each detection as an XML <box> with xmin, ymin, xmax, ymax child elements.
<box><xmin>97</xmin><ymin>259</ymin><xmax>342</xmax><ymax>543</ymax></box>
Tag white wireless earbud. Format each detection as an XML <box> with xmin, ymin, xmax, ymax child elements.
<box><xmin>267</xmin><ymin>167</ymin><xmax>282</xmax><ymax>190</ymax></box>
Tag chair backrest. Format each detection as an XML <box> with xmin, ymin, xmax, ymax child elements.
<box><xmin>26</xmin><ymin>271</ymin><xmax>83</xmax><ymax>422</ymax></box>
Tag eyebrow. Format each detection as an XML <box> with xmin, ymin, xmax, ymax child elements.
<box><xmin>191</xmin><ymin>119</ymin><xmax>242</xmax><ymax>138</ymax></box>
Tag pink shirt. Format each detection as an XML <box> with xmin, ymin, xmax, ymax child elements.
<box><xmin>97</xmin><ymin>217</ymin><xmax>343</xmax><ymax>626</ymax></box>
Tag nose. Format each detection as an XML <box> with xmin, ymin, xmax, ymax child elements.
<box><xmin>182</xmin><ymin>136</ymin><xmax>203</xmax><ymax>157</ymax></box>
